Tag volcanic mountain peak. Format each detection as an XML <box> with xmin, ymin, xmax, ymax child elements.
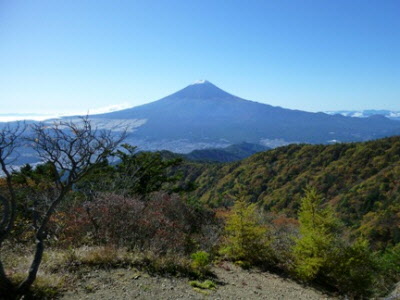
<box><xmin>89</xmin><ymin>81</ymin><xmax>400</xmax><ymax>150</ymax></box>
<box><xmin>191</xmin><ymin>79</ymin><xmax>209</xmax><ymax>85</ymax></box>
<box><xmin>168</xmin><ymin>80</ymin><xmax>237</xmax><ymax>101</ymax></box>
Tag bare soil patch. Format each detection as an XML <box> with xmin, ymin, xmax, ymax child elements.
<box><xmin>62</xmin><ymin>262</ymin><xmax>335</xmax><ymax>299</ymax></box>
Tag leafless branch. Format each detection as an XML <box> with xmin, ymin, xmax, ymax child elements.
<box><xmin>0</xmin><ymin>121</ymin><xmax>26</xmax><ymax>245</ymax></box>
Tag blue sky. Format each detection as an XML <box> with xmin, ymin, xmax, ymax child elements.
<box><xmin>0</xmin><ymin>0</ymin><xmax>399</xmax><ymax>116</ymax></box>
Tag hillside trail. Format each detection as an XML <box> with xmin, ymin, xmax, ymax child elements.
<box><xmin>62</xmin><ymin>262</ymin><xmax>336</xmax><ymax>299</ymax></box>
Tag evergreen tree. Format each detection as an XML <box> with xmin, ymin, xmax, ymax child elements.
<box><xmin>220</xmin><ymin>199</ymin><xmax>270</xmax><ymax>266</ymax></box>
<box><xmin>292</xmin><ymin>187</ymin><xmax>341</xmax><ymax>280</ymax></box>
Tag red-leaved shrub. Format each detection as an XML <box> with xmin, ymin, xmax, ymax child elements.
<box><xmin>56</xmin><ymin>192</ymin><xmax>218</xmax><ymax>254</ymax></box>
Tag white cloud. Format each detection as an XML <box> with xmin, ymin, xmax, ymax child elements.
<box><xmin>87</xmin><ymin>102</ymin><xmax>133</xmax><ymax>115</ymax></box>
<box><xmin>0</xmin><ymin>102</ymin><xmax>133</xmax><ymax>122</ymax></box>
<box><xmin>351</xmin><ymin>112</ymin><xmax>364</xmax><ymax>117</ymax></box>
<box><xmin>389</xmin><ymin>112</ymin><xmax>400</xmax><ymax>118</ymax></box>
<box><xmin>0</xmin><ymin>114</ymin><xmax>60</xmax><ymax>122</ymax></box>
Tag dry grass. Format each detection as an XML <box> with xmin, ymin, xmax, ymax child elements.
<box><xmin>3</xmin><ymin>246</ymin><xmax>71</xmax><ymax>298</ymax></box>
<box><xmin>60</xmin><ymin>246</ymin><xmax>197</xmax><ymax>277</ymax></box>
<box><xmin>2</xmin><ymin>245</ymin><xmax>206</xmax><ymax>298</ymax></box>
<box><xmin>10</xmin><ymin>272</ymin><xmax>65</xmax><ymax>299</ymax></box>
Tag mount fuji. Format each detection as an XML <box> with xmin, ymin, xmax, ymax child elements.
<box><xmin>88</xmin><ymin>80</ymin><xmax>400</xmax><ymax>152</ymax></box>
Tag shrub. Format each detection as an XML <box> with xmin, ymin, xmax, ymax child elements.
<box><xmin>325</xmin><ymin>239</ymin><xmax>378</xmax><ymax>297</ymax></box>
<box><xmin>58</xmin><ymin>192</ymin><xmax>214</xmax><ymax>254</ymax></box>
<box><xmin>78</xmin><ymin>246</ymin><xmax>121</xmax><ymax>267</ymax></box>
<box><xmin>135</xmin><ymin>252</ymin><xmax>195</xmax><ymax>277</ymax></box>
<box><xmin>292</xmin><ymin>187</ymin><xmax>387</xmax><ymax>297</ymax></box>
<box><xmin>49</xmin><ymin>208</ymin><xmax>93</xmax><ymax>247</ymax></box>
<box><xmin>189</xmin><ymin>279</ymin><xmax>217</xmax><ymax>290</ymax></box>
<box><xmin>269</xmin><ymin>214</ymin><xmax>299</xmax><ymax>271</ymax></box>
<box><xmin>375</xmin><ymin>243</ymin><xmax>400</xmax><ymax>295</ymax></box>
<box><xmin>191</xmin><ymin>251</ymin><xmax>211</xmax><ymax>275</ymax></box>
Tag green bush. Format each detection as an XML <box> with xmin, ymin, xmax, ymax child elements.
<box><xmin>326</xmin><ymin>239</ymin><xmax>378</xmax><ymax>297</ymax></box>
<box><xmin>378</xmin><ymin>243</ymin><xmax>400</xmax><ymax>275</ymax></box>
<box><xmin>191</xmin><ymin>251</ymin><xmax>211</xmax><ymax>275</ymax></box>
<box><xmin>292</xmin><ymin>188</ymin><xmax>391</xmax><ymax>297</ymax></box>
<box><xmin>189</xmin><ymin>279</ymin><xmax>217</xmax><ymax>290</ymax></box>
<box><xmin>375</xmin><ymin>243</ymin><xmax>400</xmax><ymax>294</ymax></box>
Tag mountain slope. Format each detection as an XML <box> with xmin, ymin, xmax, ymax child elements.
<box><xmin>92</xmin><ymin>81</ymin><xmax>400</xmax><ymax>149</ymax></box>
<box><xmin>174</xmin><ymin>136</ymin><xmax>400</xmax><ymax>248</ymax></box>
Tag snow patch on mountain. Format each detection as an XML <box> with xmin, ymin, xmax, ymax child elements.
<box><xmin>191</xmin><ymin>80</ymin><xmax>208</xmax><ymax>85</ymax></box>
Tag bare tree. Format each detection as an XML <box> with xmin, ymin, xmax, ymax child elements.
<box><xmin>0</xmin><ymin>122</ymin><xmax>26</xmax><ymax>296</ymax></box>
<box><xmin>0</xmin><ymin>117</ymin><xmax>126</xmax><ymax>299</ymax></box>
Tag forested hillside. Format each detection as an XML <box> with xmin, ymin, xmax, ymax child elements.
<box><xmin>175</xmin><ymin>136</ymin><xmax>400</xmax><ymax>248</ymax></box>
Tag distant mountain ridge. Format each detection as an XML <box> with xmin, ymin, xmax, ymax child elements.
<box><xmin>90</xmin><ymin>80</ymin><xmax>400</xmax><ymax>151</ymax></box>
<box><xmin>184</xmin><ymin>142</ymin><xmax>270</xmax><ymax>162</ymax></box>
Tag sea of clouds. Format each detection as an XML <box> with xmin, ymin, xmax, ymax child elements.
<box><xmin>0</xmin><ymin>103</ymin><xmax>133</xmax><ymax>122</ymax></box>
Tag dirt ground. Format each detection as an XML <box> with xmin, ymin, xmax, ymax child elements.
<box><xmin>61</xmin><ymin>262</ymin><xmax>336</xmax><ymax>300</ymax></box>
<box><xmin>388</xmin><ymin>282</ymin><xmax>400</xmax><ymax>300</ymax></box>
